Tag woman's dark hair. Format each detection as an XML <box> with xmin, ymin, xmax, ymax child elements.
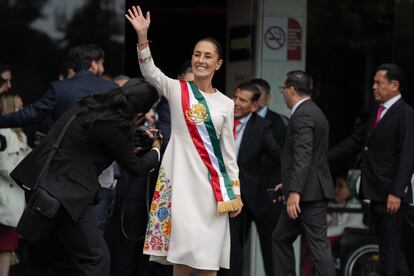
<box><xmin>78</xmin><ymin>78</ymin><xmax>159</xmax><ymax>128</ymax></box>
<box><xmin>195</xmin><ymin>37</ymin><xmax>223</xmax><ymax>59</ymax></box>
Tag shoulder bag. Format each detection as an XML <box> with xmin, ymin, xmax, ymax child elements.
<box><xmin>17</xmin><ymin>113</ymin><xmax>77</xmax><ymax>244</ymax></box>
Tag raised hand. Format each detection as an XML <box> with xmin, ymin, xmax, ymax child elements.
<box><xmin>125</xmin><ymin>5</ymin><xmax>151</xmax><ymax>38</ymax></box>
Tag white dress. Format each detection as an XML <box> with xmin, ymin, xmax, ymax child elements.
<box><xmin>139</xmin><ymin>47</ymin><xmax>240</xmax><ymax>270</ymax></box>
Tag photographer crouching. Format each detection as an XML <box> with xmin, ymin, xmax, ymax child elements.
<box><xmin>9</xmin><ymin>78</ymin><xmax>162</xmax><ymax>276</ymax></box>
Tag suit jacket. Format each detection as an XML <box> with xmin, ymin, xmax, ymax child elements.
<box><xmin>10</xmin><ymin>107</ymin><xmax>159</xmax><ymax>222</ymax></box>
<box><xmin>0</xmin><ymin>71</ymin><xmax>117</xmax><ymax>128</ymax></box>
<box><xmin>329</xmin><ymin>97</ymin><xmax>414</xmax><ymax>202</ymax></box>
<box><xmin>282</xmin><ymin>99</ymin><xmax>335</xmax><ymax>201</ymax></box>
<box><xmin>261</xmin><ymin>109</ymin><xmax>288</xmax><ymax>188</ymax></box>
<box><xmin>265</xmin><ymin>109</ymin><xmax>288</xmax><ymax>146</ymax></box>
<box><xmin>237</xmin><ymin>113</ymin><xmax>281</xmax><ymax>217</ymax></box>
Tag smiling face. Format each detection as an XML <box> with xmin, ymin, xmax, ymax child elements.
<box><xmin>232</xmin><ymin>88</ymin><xmax>259</xmax><ymax>119</ymax></box>
<box><xmin>191</xmin><ymin>40</ymin><xmax>223</xmax><ymax>81</ymax></box>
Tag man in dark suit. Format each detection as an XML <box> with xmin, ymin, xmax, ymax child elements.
<box><xmin>329</xmin><ymin>64</ymin><xmax>414</xmax><ymax>275</ymax></box>
<box><xmin>272</xmin><ymin>70</ymin><xmax>336</xmax><ymax>276</ymax></box>
<box><xmin>250</xmin><ymin>78</ymin><xmax>288</xmax><ymax>236</ymax></box>
<box><xmin>250</xmin><ymin>78</ymin><xmax>288</xmax><ymax>146</ymax></box>
<box><xmin>0</xmin><ymin>44</ymin><xmax>117</xmax><ymax>128</ymax></box>
<box><xmin>219</xmin><ymin>82</ymin><xmax>281</xmax><ymax>276</ymax></box>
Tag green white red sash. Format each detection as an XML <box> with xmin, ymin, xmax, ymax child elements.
<box><xmin>180</xmin><ymin>80</ymin><xmax>242</xmax><ymax>213</ymax></box>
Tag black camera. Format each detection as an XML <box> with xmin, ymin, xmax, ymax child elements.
<box><xmin>130</xmin><ymin>125</ymin><xmax>162</xmax><ymax>154</ymax></box>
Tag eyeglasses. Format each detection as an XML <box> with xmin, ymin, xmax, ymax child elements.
<box><xmin>278</xmin><ymin>86</ymin><xmax>288</xmax><ymax>93</ymax></box>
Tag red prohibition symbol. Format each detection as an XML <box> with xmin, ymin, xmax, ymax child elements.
<box><xmin>264</xmin><ymin>26</ymin><xmax>286</xmax><ymax>50</ymax></box>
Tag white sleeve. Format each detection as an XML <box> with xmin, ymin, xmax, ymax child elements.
<box><xmin>0</xmin><ymin>132</ymin><xmax>21</xmax><ymax>182</ymax></box>
<box><xmin>137</xmin><ymin>46</ymin><xmax>178</xmax><ymax>100</ymax></box>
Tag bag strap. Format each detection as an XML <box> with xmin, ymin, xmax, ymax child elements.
<box><xmin>33</xmin><ymin>113</ymin><xmax>77</xmax><ymax>190</ymax></box>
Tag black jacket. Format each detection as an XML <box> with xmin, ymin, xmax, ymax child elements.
<box><xmin>282</xmin><ymin>99</ymin><xmax>335</xmax><ymax>201</ymax></box>
<box><xmin>265</xmin><ymin>109</ymin><xmax>288</xmax><ymax>146</ymax></box>
<box><xmin>237</xmin><ymin>113</ymin><xmax>281</xmax><ymax>217</ymax></box>
<box><xmin>329</xmin><ymin>97</ymin><xmax>414</xmax><ymax>202</ymax></box>
<box><xmin>0</xmin><ymin>71</ymin><xmax>117</xmax><ymax>128</ymax></box>
<box><xmin>261</xmin><ymin>109</ymin><xmax>288</xmax><ymax>188</ymax></box>
<box><xmin>11</xmin><ymin>107</ymin><xmax>159</xmax><ymax>222</ymax></box>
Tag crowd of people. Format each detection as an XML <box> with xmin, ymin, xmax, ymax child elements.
<box><xmin>0</xmin><ymin>4</ymin><xmax>413</xmax><ymax>276</ymax></box>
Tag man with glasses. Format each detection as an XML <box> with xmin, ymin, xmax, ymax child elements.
<box><xmin>272</xmin><ymin>70</ymin><xmax>336</xmax><ymax>276</ymax></box>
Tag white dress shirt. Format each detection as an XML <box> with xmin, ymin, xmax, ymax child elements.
<box><xmin>235</xmin><ymin>113</ymin><xmax>252</xmax><ymax>157</ymax></box>
<box><xmin>379</xmin><ymin>94</ymin><xmax>401</xmax><ymax>119</ymax></box>
<box><xmin>257</xmin><ymin>106</ymin><xmax>268</xmax><ymax>118</ymax></box>
<box><xmin>291</xmin><ymin>97</ymin><xmax>311</xmax><ymax>115</ymax></box>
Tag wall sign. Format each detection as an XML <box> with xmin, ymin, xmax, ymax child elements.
<box><xmin>263</xmin><ymin>17</ymin><xmax>302</xmax><ymax>61</ymax></box>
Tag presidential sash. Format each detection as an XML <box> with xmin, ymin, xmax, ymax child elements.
<box><xmin>180</xmin><ymin>80</ymin><xmax>242</xmax><ymax>213</ymax></box>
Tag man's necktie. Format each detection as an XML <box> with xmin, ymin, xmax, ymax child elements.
<box><xmin>374</xmin><ymin>104</ymin><xmax>385</xmax><ymax>127</ymax></box>
<box><xmin>233</xmin><ymin>119</ymin><xmax>240</xmax><ymax>138</ymax></box>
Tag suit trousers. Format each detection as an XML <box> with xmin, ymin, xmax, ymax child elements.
<box><xmin>44</xmin><ymin>206</ymin><xmax>110</xmax><ymax>276</ymax></box>
<box><xmin>92</xmin><ymin>186</ymin><xmax>115</xmax><ymax>229</ymax></box>
<box><xmin>218</xmin><ymin>204</ymin><xmax>280</xmax><ymax>276</ymax></box>
<box><xmin>370</xmin><ymin>202</ymin><xmax>410</xmax><ymax>276</ymax></box>
<box><xmin>272</xmin><ymin>201</ymin><xmax>335</xmax><ymax>276</ymax></box>
<box><xmin>402</xmin><ymin>205</ymin><xmax>414</xmax><ymax>276</ymax></box>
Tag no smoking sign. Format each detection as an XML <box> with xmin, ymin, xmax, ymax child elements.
<box><xmin>264</xmin><ymin>26</ymin><xmax>286</xmax><ymax>50</ymax></box>
<box><xmin>262</xmin><ymin>17</ymin><xmax>302</xmax><ymax>61</ymax></box>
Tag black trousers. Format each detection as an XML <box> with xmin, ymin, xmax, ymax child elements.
<box><xmin>370</xmin><ymin>202</ymin><xmax>410</xmax><ymax>276</ymax></box>
<box><xmin>219</xmin><ymin>204</ymin><xmax>281</xmax><ymax>276</ymax></box>
<box><xmin>44</xmin><ymin>206</ymin><xmax>110</xmax><ymax>276</ymax></box>
<box><xmin>272</xmin><ymin>201</ymin><xmax>335</xmax><ymax>276</ymax></box>
<box><xmin>402</xmin><ymin>205</ymin><xmax>414</xmax><ymax>276</ymax></box>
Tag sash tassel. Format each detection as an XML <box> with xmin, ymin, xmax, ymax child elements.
<box><xmin>217</xmin><ymin>197</ymin><xmax>243</xmax><ymax>213</ymax></box>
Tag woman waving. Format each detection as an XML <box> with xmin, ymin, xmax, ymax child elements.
<box><xmin>126</xmin><ymin>5</ymin><xmax>242</xmax><ymax>276</ymax></box>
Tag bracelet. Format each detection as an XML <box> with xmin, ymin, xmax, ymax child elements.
<box><xmin>137</xmin><ymin>40</ymin><xmax>151</xmax><ymax>47</ymax></box>
<box><xmin>138</xmin><ymin>55</ymin><xmax>152</xmax><ymax>64</ymax></box>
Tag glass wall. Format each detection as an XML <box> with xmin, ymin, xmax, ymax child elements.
<box><xmin>307</xmin><ymin>0</ymin><xmax>414</xmax><ymax>149</ymax></box>
<box><xmin>0</xmin><ymin>0</ymin><xmax>125</xmax><ymax>104</ymax></box>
